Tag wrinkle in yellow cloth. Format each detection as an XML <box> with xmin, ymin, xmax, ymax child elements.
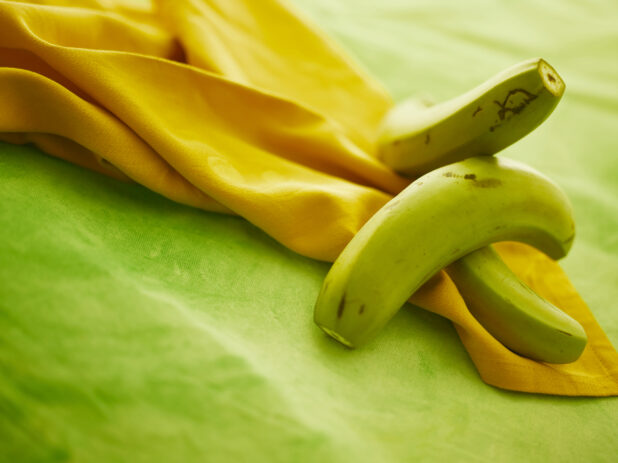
<box><xmin>1</xmin><ymin>0</ymin><xmax>617</xmax><ymax>396</ymax></box>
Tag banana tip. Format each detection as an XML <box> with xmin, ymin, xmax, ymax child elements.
<box><xmin>317</xmin><ymin>324</ymin><xmax>356</xmax><ymax>348</ymax></box>
<box><xmin>538</xmin><ymin>59</ymin><xmax>565</xmax><ymax>97</ymax></box>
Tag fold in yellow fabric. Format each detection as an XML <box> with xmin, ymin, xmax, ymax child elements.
<box><xmin>1</xmin><ymin>0</ymin><xmax>617</xmax><ymax>396</ymax></box>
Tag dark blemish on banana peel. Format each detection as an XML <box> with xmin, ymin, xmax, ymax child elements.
<box><xmin>547</xmin><ymin>73</ymin><xmax>556</xmax><ymax>83</ymax></box>
<box><xmin>337</xmin><ymin>295</ymin><xmax>346</xmax><ymax>318</ymax></box>
<box><xmin>358</xmin><ymin>304</ymin><xmax>365</xmax><ymax>315</ymax></box>
<box><xmin>442</xmin><ymin>172</ymin><xmax>476</xmax><ymax>180</ymax></box>
<box><xmin>557</xmin><ymin>329</ymin><xmax>573</xmax><ymax>337</ymax></box>
<box><xmin>442</xmin><ymin>172</ymin><xmax>500</xmax><ymax>187</ymax></box>
<box><xmin>474</xmin><ymin>178</ymin><xmax>502</xmax><ymax>188</ymax></box>
<box><xmin>494</xmin><ymin>88</ymin><xmax>537</xmax><ymax>121</ymax></box>
<box><xmin>424</xmin><ymin>132</ymin><xmax>430</xmax><ymax>144</ymax></box>
<box><xmin>472</xmin><ymin>106</ymin><xmax>482</xmax><ymax>117</ymax></box>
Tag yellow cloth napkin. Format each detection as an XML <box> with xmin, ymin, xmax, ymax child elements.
<box><xmin>1</xmin><ymin>0</ymin><xmax>617</xmax><ymax>396</ymax></box>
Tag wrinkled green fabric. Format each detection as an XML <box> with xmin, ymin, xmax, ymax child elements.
<box><xmin>1</xmin><ymin>0</ymin><xmax>617</xmax><ymax>462</ymax></box>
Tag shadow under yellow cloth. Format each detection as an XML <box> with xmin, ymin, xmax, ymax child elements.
<box><xmin>0</xmin><ymin>0</ymin><xmax>616</xmax><ymax>396</ymax></box>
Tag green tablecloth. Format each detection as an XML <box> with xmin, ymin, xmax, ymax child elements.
<box><xmin>1</xmin><ymin>0</ymin><xmax>617</xmax><ymax>461</ymax></box>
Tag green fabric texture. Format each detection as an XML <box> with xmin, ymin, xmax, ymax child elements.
<box><xmin>1</xmin><ymin>0</ymin><xmax>617</xmax><ymax>461</ymax></box>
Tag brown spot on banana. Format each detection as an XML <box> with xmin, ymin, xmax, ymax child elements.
<box><xmin>494</xmin><ymin>88</ymin><xmax>538</xmax><ymax>120</ymax></box>
<box><xmin>337</xmin><ymin>295</ymin><xmax>346</xmax><ymax>318</ymax></box>
<box><xmin>473</xmin><ymin>178</ymin><xmax>502</xmax><ymax>188</ymax></box>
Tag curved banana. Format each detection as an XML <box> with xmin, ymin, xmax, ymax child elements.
<box><xmin>377</xmin><ymin>58</ymin><xmax>565</xmax><ymax>177</ymax></box>
<box><xmin>375</xmin><ymin>58</ymin><xmax>584</xmax><ymax>362</ymax></box>
<box><xmin>314</xmin><ymin>156</ymin><xmax>574</xmax><ymax>348</ymax></box>
<box><xmin>447</xmin><ymin>246</ymin><xmax>587</xmax><ymax>363</ymax></box>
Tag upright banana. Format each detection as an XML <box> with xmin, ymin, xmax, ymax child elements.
<box><xmin>447</xmin><ymin>246</ymin><xmax>587</xmax><ymax>363</ymax></box>
<box><xmin>314</xmin><ymin>156</ymin><xmax>575</xmax><ymax>349</ymax></box>
<box><xmin>377</xmin><ymin>58</ymin><xmax>565</xmax><ymax>177</ymax></box>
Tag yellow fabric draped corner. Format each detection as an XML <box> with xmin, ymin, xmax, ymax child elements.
<box><xmin>1</xmin><ymin>0</ymin><xmax>617</xmax><ymax>396</ymax></box>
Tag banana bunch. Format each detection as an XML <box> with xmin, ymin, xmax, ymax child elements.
<box><xmin>314</xmin><ymin>58</ymin><xmax>588</xmax><ymax>363</ymax></box>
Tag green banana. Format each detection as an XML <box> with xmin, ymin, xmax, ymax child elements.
<box><xmin>314</xmin><ymin>156</ymin><xmax>574</xmax><ymax>349</ymax></box>
<box><xmin>377</xmin><ymin>58</ymin><xmax>565</xmax><ymax>177</ymax></box>
<box><xmin>447</xmin><ymin>245</ymin><xmax>587</xmax><ymax>363</ymax></box>
<box><xmin>375</xmin><ymin>58</ymin><xmax>586</xmax><ymax>363</ymax></box>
